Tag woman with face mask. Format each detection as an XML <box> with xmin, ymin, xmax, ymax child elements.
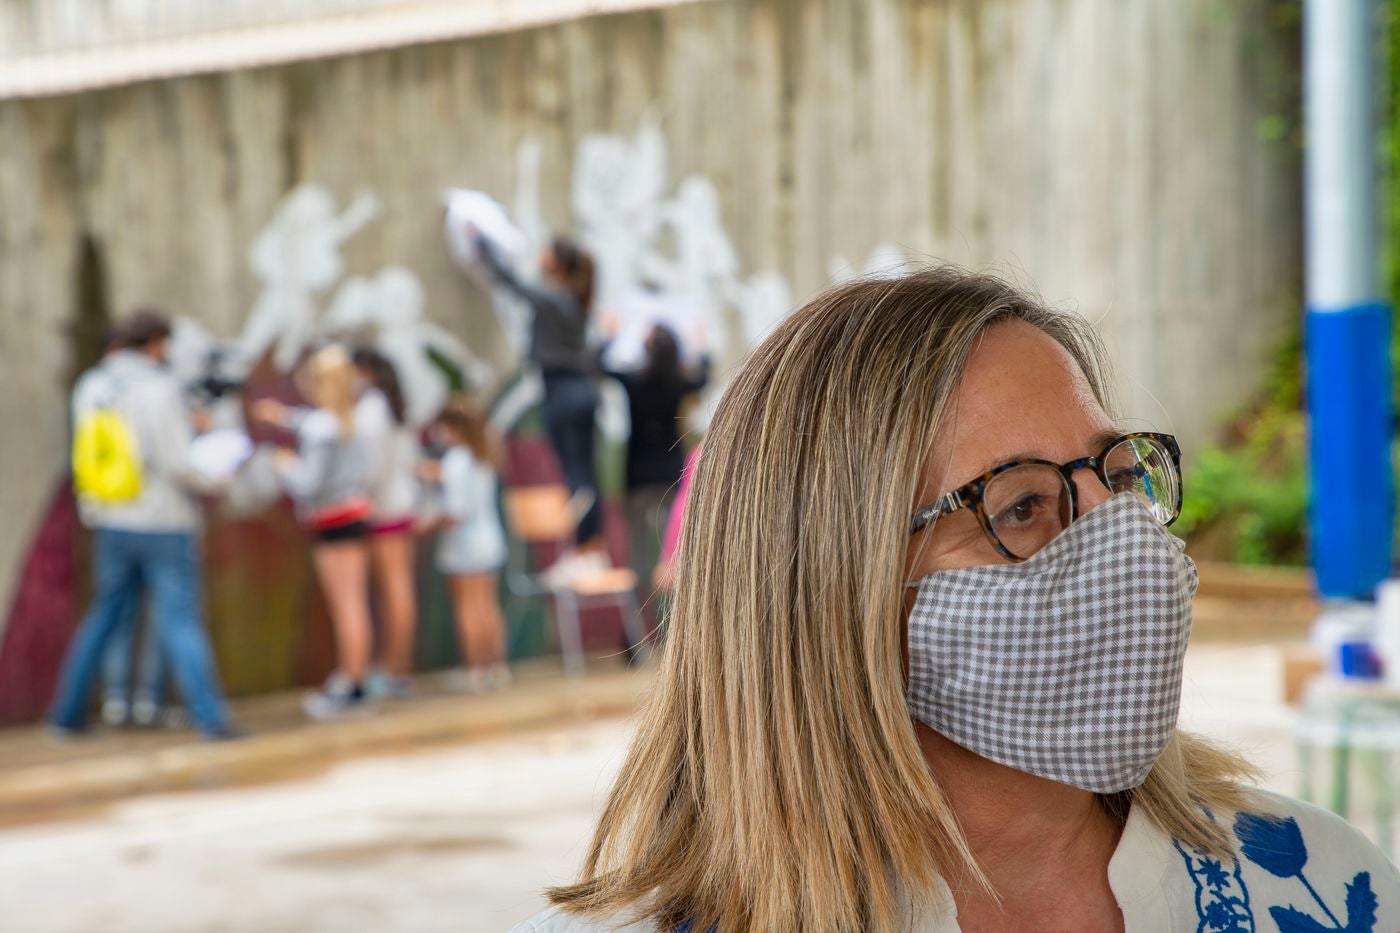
<box><xmin>511</xmin><ymin>269</ymin><xmax>1400</xmax><ymax>932</ymax></box>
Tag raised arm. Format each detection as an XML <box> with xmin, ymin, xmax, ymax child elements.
<box><xmin>594</xmin><ymin>338</ymin><xmax>630</xmax><ymax>383</ymax></box>
<box><xmin>475</xmin><ymin>235</ymin><xmax>578</xmax><ymax>321</ymax></box>
<box><xmin>474</xmin><ymin>234</ymin><xmax>528</xmax><ymax>295</ymax></box>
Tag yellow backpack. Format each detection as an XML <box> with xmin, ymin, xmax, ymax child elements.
<box><xmin>73</xmin><ymin>406</ymin><xmax>143</xmax><ymax>504</ymax></box>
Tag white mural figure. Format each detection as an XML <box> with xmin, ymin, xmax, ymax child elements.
<box><xmin>512</xmin><ymin>136</ymin><xmax>550</xmax><ymax>258</ymax></box>
<box><xmin>732</xmin><ymin>270</ymin><xmax>793</xmax><ymax>349</ymax></box>
<box><xmin>320</xmin><ymin>273</ymin><xmax>376</xmax><ymax>333</ymax></box>
<box><xmin>375</xmin><ymin>266</ymin><xmax>494</xmax><ymax>426</ymax></box>
<box><xmin>449</xmin><ymin>115</ymin><xmax>910</xmax><ymax>436</ymax></box>
<box><xmin>828</xmin><ymin>242</ymin><xmax>911</xmax><ymax>284</ymax></box>
<box><xmin>639</xmin><ymin>174</ymin><xmax>742</xmax><ymax>356</ymax></box>
<box><xmin>601</xmin><ymin>284</ymin><xmax>695</xmax><ymax>373</ymax></box>
<box><xmin>443</xmin><ymin>187</ymin><xmax>532</xmax><ymax>360</ymax></box>
<box><xmin>861</xmin><ymin>242</ymin><xmax>911</xmax><ymax>278</ymax></box>
<box><xmin>323</xmin><ymin>264</ymin><xmax>493</xmax><ymax>426</ymax></box>
<box><xmin>237</xmin><ymin>185</ymin><xmax>379</xmax><ymax>372</ymax></box>
<box><xmin>571</xmin><ymin>117</ymin><xmax>668</xmax><ymax>315</ymax></box>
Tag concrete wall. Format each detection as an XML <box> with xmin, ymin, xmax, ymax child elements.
<box><xmin>0</xmin><ymin>0</ymin><xmax>1301</xmax><ymax>678</ymax></box>
<box><xmin>0</xmin><ymin>0</ymin><xmax>708</xmax><ymax>97</ymax></box>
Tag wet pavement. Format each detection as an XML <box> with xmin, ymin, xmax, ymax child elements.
<box><xmin>0</xmin><ymin>642</ymin><xmax>1305</xmax><ymax>932</ymax></box>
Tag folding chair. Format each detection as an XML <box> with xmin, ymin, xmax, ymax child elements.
<box><xmin>502</xmin><ymin>484</ymin><xmax>649</xmax><ymax>676</ymax></box>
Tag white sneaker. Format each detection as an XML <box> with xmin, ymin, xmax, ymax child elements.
<box><xmin>442</xmin><ymin>666</ymin><xmax>490</xmax><ymax>694</ymax></box>
<box><xmin>131</xmin><ymin>698</ymin><xmax>160</xmax><ymax>728</ymax></box>
<box><xmin>365</xmin><ymin>669</ymin><xmax>414</xmax><ymax>700</ymax></box>
<box><xmin>487</xmin><ymin>663</ymin><xmax>513</xmax><ymax>690</ymax></box>
<box><xmin>540</xmin><ymin>551</ymin><xmax>610</xmax><ymax>591</ymax></box>
<box><xmin>100</xmin><ymin>698</ymin><xmax>129</xmax><ymax>727</ymax></box>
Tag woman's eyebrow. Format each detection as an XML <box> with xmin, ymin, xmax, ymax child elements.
<box><xmin>966</xmin><ymin>448</ymin><xmax>1037</xmax><ymax>477</ymax></box>
<box><xmin>967</xmin><ymin>429</ymin><xmax>1123</xmax><ymax>478</ymax></box>
<box><xmin>1090</xmin><ymin>428</ymin><xmax>1123</xmax><ymax>452</ymax></box>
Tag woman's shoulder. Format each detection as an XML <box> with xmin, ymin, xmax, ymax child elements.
<box><xmin>1236</xmin><ymin>788</ymin><xmax>1399</xmax><ymax>880</ymax></box>
<box><xmin>1154</xmin><ymin>789</ymin><xmax>1400</xmax><ymax>931</ymax></box>
<box><xmin>507</xmin><ymin>906</ymin><xmax>655</xmax><ymax>933</ymax></box>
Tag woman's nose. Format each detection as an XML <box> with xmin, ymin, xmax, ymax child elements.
<box><xmin>1072</xmin><ymin>467</ymin><xmax>1114</xmax><ymax>518</ymax></box>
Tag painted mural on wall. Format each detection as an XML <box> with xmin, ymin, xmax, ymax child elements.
<box><xmin>0</xmin><ymin>115</ymin><xmax>906</xmax><ymax>724</ymax></box>
<box><xmin>174</xmin><ymin>186</ymin><xmax>493</xmax><ymax>428</ymax></box>
<box><xmin>472</xmin><ymin>117</ymin><xmax>906</xmax><ymax>430</ymax></box>
<box><xmin>563</xmin><ymin>117</ymin><xmax>790</xmax><ymax>376</ymax></box>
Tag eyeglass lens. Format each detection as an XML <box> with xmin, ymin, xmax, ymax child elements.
<box><xmin>981</xmin><ymin>436</ymin><xmax>1179</xmax><ymax>559</ymax></box>
<box><xmin>983</xmin><ymin>464</ymin><xmax>1074</xmax><ymax>559</ymax></box>
<box><xmin>1102</xmin><ymin>435</ymin><xmax>1180</xmax><ymax>525</ymax></box>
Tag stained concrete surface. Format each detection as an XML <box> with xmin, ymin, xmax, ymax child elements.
<box><xmin>0</xmin><ymin>643</ymin><xmax>1315</xmax><ymax>932</ymax></box>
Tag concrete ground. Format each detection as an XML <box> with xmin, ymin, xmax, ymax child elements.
<box><xmin>0</xmin><ymin>642</ymin><xmax>1309</xmax><ymax>932</ymax></box>
<box><xmin>0</xmin><ymin>718</ymin><xmax>633</xmax><ymax>933</ymax></box>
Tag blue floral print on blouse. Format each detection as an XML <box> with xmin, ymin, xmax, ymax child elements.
<box><xmin>1175</xmin><ymin>810</ymin><xmax>1380</xmax><ymax>933</ymax></box>
<box><xmin>1233</xmin><ymin>811</ymin><xmax>1376</xmax><ymax>933</ymax></box>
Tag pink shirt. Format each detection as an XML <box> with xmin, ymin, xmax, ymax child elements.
<box><xmin>661</xmin><ymin>446</ymin><xmax>700</xmax><ymax>563</ymax></box>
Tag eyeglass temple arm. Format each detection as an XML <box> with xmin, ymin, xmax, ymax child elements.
<box><xmin>910</xmin><ymin>489</ymin><xmax>965</xmax><ymax>534</ymax></box>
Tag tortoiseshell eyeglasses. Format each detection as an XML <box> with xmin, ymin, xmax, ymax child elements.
<box><xmin>908</xmin><ymin>432</ymin><xmax>1183</xmax><ymax>561</ymax></box>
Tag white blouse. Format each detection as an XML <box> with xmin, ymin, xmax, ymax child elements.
<box><xmin>510</xmin><ymin>791</ymin><xmax>1400</xmax><ymax>932</ymax></box>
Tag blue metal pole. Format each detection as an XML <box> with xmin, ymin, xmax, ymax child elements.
<box><xmin>1305</xmin><ymin>0</ymin><xmax>1394</xmax><ymax>599</ymax></box>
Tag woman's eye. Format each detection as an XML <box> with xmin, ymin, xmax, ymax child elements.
<box><xmin>994</xmin><ymin>494</ymin><xmax>1050</xmax><ymax>527</ymax></box>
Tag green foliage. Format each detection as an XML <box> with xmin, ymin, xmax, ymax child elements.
<box><xmin>1174</xmin><ymin>332</ymin><xmax>1310</xmax><ymax>566</ymax></box>
<box><xmin>1177</xmin><ymin>0</ymin><xmax>1400</xmax><ymax>567</ymax></box>
<box><xmin>423</xmin><ymin>345</ymin><xmax>468</xmax><ymax>394</ymax></box>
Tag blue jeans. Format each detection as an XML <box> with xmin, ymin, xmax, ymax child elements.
<box><xmin>50</xmin><ymin>529</ymin><xmax>230</xmax><ymax>734</ymax></box>
<box><xmin>542</xmin><ymin>371</ymin><xmax>602</xmax><ymax>542</ymax></box>
<box><xmin>101</xmin><ymin>593</ymin><xmax>167</xmax><ymax>709</ymax></box>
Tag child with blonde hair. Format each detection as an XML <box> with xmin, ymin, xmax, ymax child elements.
<box><xmin>255</xmin><ymin>344</ymin><xmax>374</xmax><ymax>718</ymax></box>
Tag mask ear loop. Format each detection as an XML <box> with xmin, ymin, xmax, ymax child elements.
<box><xmin>905</xmin><ymin>518</ymin><xmax>935</xmax><ymax>589</ymax></box>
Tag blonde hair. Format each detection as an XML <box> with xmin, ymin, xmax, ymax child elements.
<box><xmin>298</xmin><ymin>344</ymin><xmax>357</xmax><ymax>436</ymax></box>
<box><xmin>550</xmin><ymin>268</ymin><xmax>1258</xmax><ymax>930</ymax></box>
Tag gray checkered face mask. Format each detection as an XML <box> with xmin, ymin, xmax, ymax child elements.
<box><xmin>904</xmin><ymin>493</ymin><xmax>1197</xmax><ymax>793</ymax></box>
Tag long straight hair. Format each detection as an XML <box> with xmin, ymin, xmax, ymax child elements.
<box><xmin>352</xmin><ymin>346</ymin><xmax>407</xmax><ymax>426</ymax></box>
<box><xmin>550</xmin><ymin>235</ymin><xmax>595</xmax><ymax>314</ymax></box>
<box><xmin>640</xmin><ymin>324</ymin><xmax>684</xmax><ymax>389</ymax></box>
<box><xmin>549</xmin><ymin>268</ymin><xmax>1258</xmax><ymax>931</ymax></box>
